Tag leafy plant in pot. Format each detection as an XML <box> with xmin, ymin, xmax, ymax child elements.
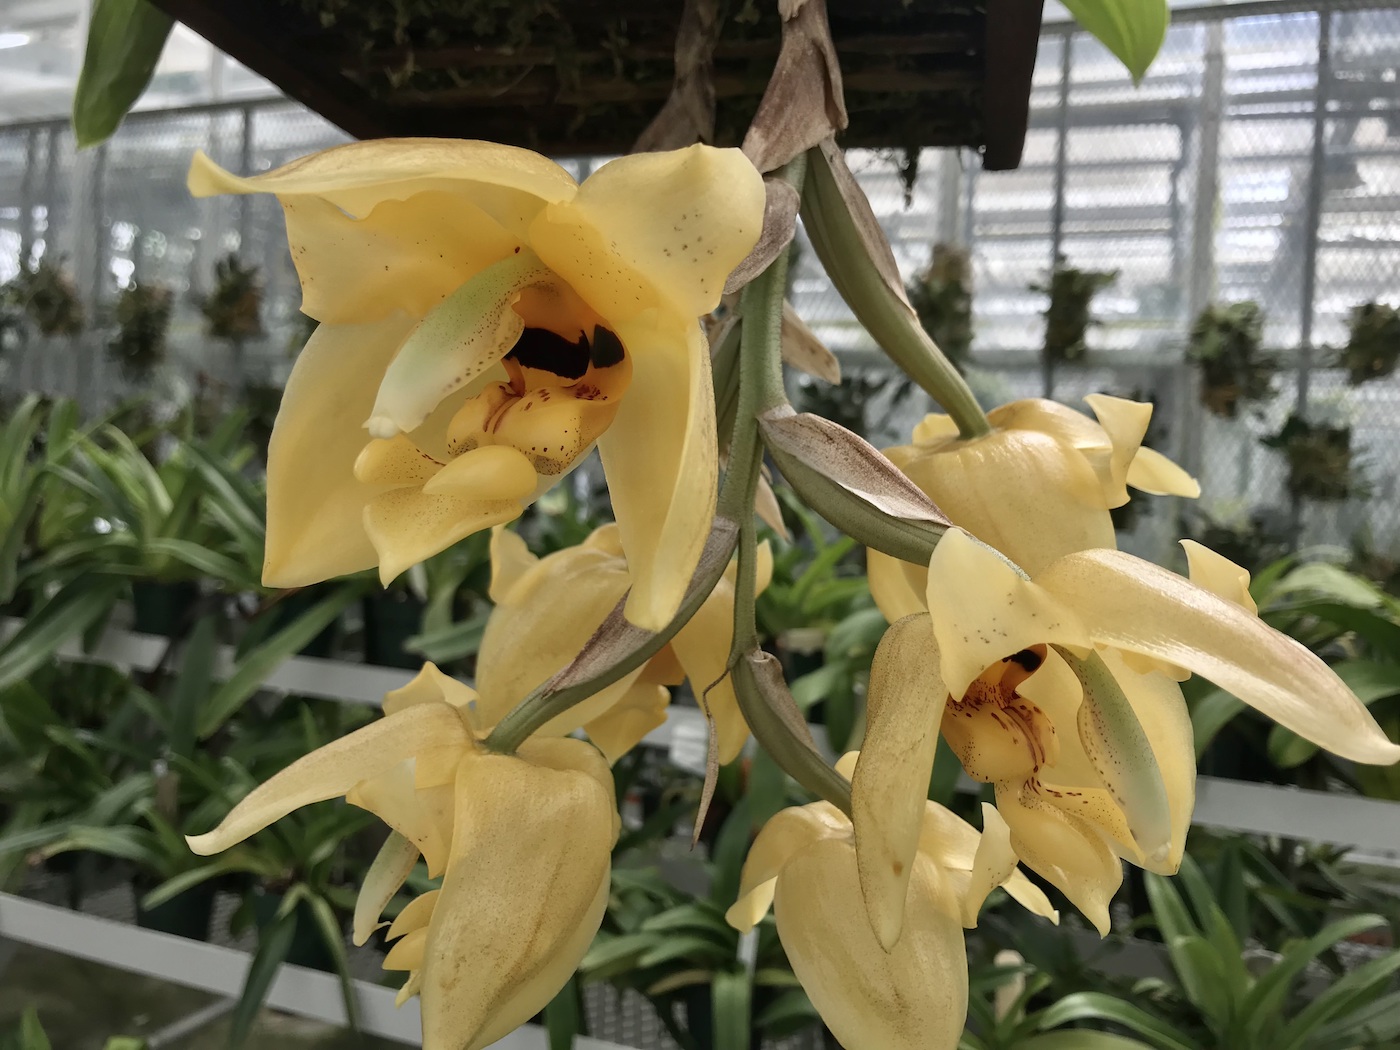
<box><xmin>1033</xmin><ymin>259</ymin><xmax>1117</xmax><ymax>364</ymax></box>
<box><xmin>1262</xmin><ymin>413</ymin><xmax>1366</xmax><ymax>503</ymax></box>
<box><xmin>1187</xmin><ymin>302</ymin><xmax>1275</xmax><ymax>418</ymax></box>
<box><xmin>908</xmin><ymin>242</ymin><xmax>974</xmax><ymax>370</ymax></box>
<box><xmin>1</xmin><ymin>258</ymin><xmax>85</xmax><ymax>337</ymax></box>
<box><xmin>201</xmin><ymin>253</ymin><xmax>264</xmax><ymax>342</ymax></box>
<box><xmin>106</xmin><ymin>283</ymin><xmax>173</xmax><ymax>382</ymax></box>
<box><xmin>1340</xmin><ymin>301</ymin><xmax>1400</xmax><ymax>387</ymax></box>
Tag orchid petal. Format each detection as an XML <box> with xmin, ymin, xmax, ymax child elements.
<box><xmin>383</xmin><ymin>927</ymin><xmax>429</xmax><ymax>971</ymax></box>
<box><xmin>672</xmin><ymin>571</ymin><xmax>749</xmax><ymax>764</ymax></box>
<box><xmin>959</xmin><ymin>804</ymin><xmax>1019</xmax><ymax>928</ymax></box>
<box><xmin>1083</xmin><ymin>395</ymin><xmax>1152</xmax><ymax>508</ymax></box>
<box><xmin>867</xmin><ymin>549</ymin><xmax>929</xmax><ymax>622</ymax></box>
<box><xmin>599</xmin><ymin>315</ymin><xmax>718</xmax><ymax>630</ymax></box>
<box><xmin>188</xmin><ymin>140</ymin><xmax>577</xmax><ymax>233</ymax></box>
<box><xmin>531</xmin><ymin>145</ymin><xmax>764</xmax><ymax>324</ymax></box>
<box><xmin>270</xmin><ymin>191</ymin><xmax>519</xmax><ymax>326</ymax></box>
<box><xmin>365</xmin><ymin>488</ymin><xmax>524</xmax><ymax>586</ymax></box>
<box><xmin>1181</xmin><ymin>539</ymin><xmax>1256</xmax><ymax>614</ymax></box>
<box><xmin>726</xmin><ymin>802</ymin><xmax>846</xmax><ymax>932</ymax></box>
<box><xmin>263</xmin><ymin>314</ymin><xmax>414</xmax><ymax>587</ymax></box>
<box><xmin>1128</xmin><ymin>447</ymin><xmax>1200</xmax><ymax>498</ymax></box>
<box><xmin>382</xmin><ymin>662</ymin><xmax>479</xmax><ymax>718</ymax></box>
<box><xmin>926</xmin><ymin>529</ymin><xmax>1091</xmax><ymax>701</ymax></box>
<box><xmin>775</xmin><ymin>836</ymin><xmax>969</xmax><ymax>1050</ymax></box>
<box><xmin>995</xmin><ymin>781</ymin><xmax>1122</xmax><ymax>936</ymax></box>
<box><xmin>420</xmin><ymin>752</ymin><xmax>613</xmax><ymax>1050</ymax></box>
<box><xmin>346</xmin><ymin>762</ymin><xmax>453</xmax><ymax>875</ymax></box>
<box><xmin>1039</xmin><ymin>549</ymin><xmax>1400</xmax><ymax>764</ymax></box>
<box><xmin>353</xmin><ymin>831</ymin><xmax>419</xmax><ymax>946</ymax></box>
<box><xmin>488</xmin><ymin>528</ymin><xmax>539</xmax><ymax>603</ymax></box>
<box><xmin>387</xmin><ymin>889</ymin><xmax>440</xmax><ymax>942</ymax></box>
<box><xmin>1063</xmin><ymin>650</ymin><xmax>1173</xmax><ymax>869</ymax></box>
<box><xmin>583</xmin><ymin>680</ymin><xmax>671</xmax><ymax>765</ymax></box>
<box><xmin>852</xmin><ymin>613</ymin><xmax>946</xmax><ymax>950</ymax></box>
<box><xmin>187</xmin><ymin>704</ymin><xmax>470</xmax><ymax>855</ymax></box>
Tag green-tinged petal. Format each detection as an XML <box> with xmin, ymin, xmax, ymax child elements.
<box><xmin>488</xmin><ymin>527</ymin><xmax>539</xmax><ymax>603</ymax></box>
<box><xmin>387</xmin><ymin>890</ymin><xmax>440</xmax><ymax>941</ymax></box>
<box><xmin>1039</xmin><ymin>549</ymin><xmax>1400</xmax><ymax>765</ymax></box>
<box><xmin>851</xmin><ymin>613</ymin><xmax>946</xmax><ymax>950</ymax></box>
<box><xmin>474</xmin><ymin>544</ymin><xmax>633</xmax><ymax>730</ymax></box>
<box><xmin>263</xmin><ymin>313</ymin><xmax>414</xmax><ymax>588</ymax></box>
<box><xmin>996</xmin><ymin>782</ymin><xmax>1122</xmax><ymax>936</ymax></box>
<box><xmin>671</xmin><ymin>571</ymin><xmax>749</xmax><ymax>764</ymax></box>
<box><xmin>531</xmin><ymin>145</ymin><xmax>764</xmax><ymax>324</ymax></box>
<box><xmin>365</xmin><ymin>250</ymin><xmax>552</xmax><ymax>438</ymax></box>
<box><xmin>1083</xmin><ymin>394</ymin><xmax>1152</xmax><ymax>508</ymax></box>
<box><xmin>958</xmin><ymin>804</ymin><xmax>1018</xmax><ymax>928</ymax></box>
<box><xmin>365</xmin><ymin>488</ymin><xmax>524</xmax><ymax>586</ymax></box>
<box><xmin>188</xmin><ymin>140</ymin><xmax>578</xmax><ymax>234</ymax></box>
<box><xmin>347</xmin><ymin>762</ymin><xmax>454</xmax><ymax>876</ymax></box>
<box><xmin>274</xmin><ymin>191</ymin><xmax>520</xmax><ymax>326</ymax></box>
<box><xmin>353</xmin><ymin>831</ymin><xmax>420</xmax><ymax>946</ymax></box>
<box><xmin>867</xmin><ymin>548</ymin><xmax>929</xmax><ymax>621</ymax></box>
<box><xmin>600</xmin><ymin>314</ymin><xmax>718</xmax><ymax>631</ymax></box>
<box><xmin>1103</xmin><ymin>650</ymin><xmax>1194</xmax><ymax>874</ymax></box>
<box><xmin>187</xmin><ymin>704</ymin><xmax>470</xmax><ymax>855</ymax></box>
<box><xmin>1063</xmin><ymin>650</ymin><xmax>1173</xmax><ymax>869</ymax></box>
<box><xmin>726</xmin><ymin>803</ymin><xmax>847</xmax><ymax>933</ymax></box>
<box><xmin>583</xmin><ymin>679</ymin><xmax>671</xmax><ymax>765</ymax></box>
<box><xmin>383</xmin><ymin>662</ymin><xmax>479</xmax><ymax>717</ymax></box>
<box><xmin>926</xmin><ymin>529</ymin><xmax>1091</xmax><ymax>700</ymax></box>
<box><xmin>1180</xmin><ymin>539</ymin><xmax>1256</xmax><ymax>614</ymax></box>
<box><xmin>890</xmin><ymin>429</ymin><xmax>1115</xmax><ymax>576</ymax></box>
<box><xmin>1128</xmin><ymin>447</ymin><xmax>1200</xmax><ymax>498</ymax></box>
<box><xmin>421</xmin><ymin>752</ymin><xmax>613</xmax><ymax>1050</ymax></box>
<box><xmin>775</xmin><ymin>836</ymin><xmax>969</xmax><ymax>1050</ymax></box>
<box><xmin>395</xmin><ymin>972</ymin><xmax>423</xmax><ymax>1008</ymax></box>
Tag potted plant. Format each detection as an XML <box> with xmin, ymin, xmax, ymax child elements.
<box><xmin>1033</xmin><ymin>259</ymin><xmax>1117</xmax><ymax>364</ymax></box>
<box><xmin>106</xmin><ymin>283</ymin><xmax>173</xmax><ymax>382</ymax></box>
<box><xmin>1</xmin><ymin>258</ymin><xmax>85</xmax><ymax>337</ymax></box>
<box><xmin>1340</xmin><ymin>301</ymin><xmax>1400</xmax><ymax>386</ymax></box>
<box><xmin>1187</xmin><ymin>301</ymin><xmax>1275</xmax><ymax>418</ymax></box>
<box><xmin>908</xmin><ymin>242</ymin><xmax>974</xmax><ymax>369</ymax></box>
<box><xmin>1262</xmin><ymin>413</ymin><xmax>1365</xmax><ymax>503</ymax></box>
<box><xmin>201</xmin><ymin>253</ymin><xmax>264</xmax><ymax>341</ymax></box>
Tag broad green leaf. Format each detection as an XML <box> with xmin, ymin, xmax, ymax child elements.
<box><xmin>228</xmin><ymin>907</ymin><xmax>298</xmax><ymax>1049</ymax></box>
<box><xmin>0</xmin><ymin>575</ymin><xmax>125</xmax><ymax>691</ymax></box>
<box><xmin>712</xmin><ymin>968</ymin><xmax>752</xmax><ymax>1050</ymax></box>
<box><xmin>1240</xmin><ymin>913</ymin><xmax>1385</xmax><ymax>1027</ymax></box>
<box><xmin>544</xmin><ymin>974</ymin><xmax>583</xmax><ymax>1050</ymax></box>
<box><xmin>1189</xmin><ymin>687</ymin><xmax>1245</xmax><ymax>759</ymax></box>
<box><xmin>1020</xmin><ymin>1034</ymin><xmax>1157</xmax><ymax>1050</ymax></box>
<box><xmin>1037</xmin><ymin>993</ymin><xmax>1195</xmax><ymax>1050</ymax></box>
<box><xmin>1279</xmin><ymin>947</ymin><xmax>1400</xmax><ymax>1050</ymax></box>
<box><xmin>19</xmin><ymin>1007</ymin><xmax>52</xmax><ymax>1050</ymax></box>
<box><xmin>197</xmin><ymin>583</ymin><xmax>361</xmax><ymax>737</ymax></box>
<box><xmin>1061</xmin><ymin>0</ymin><xmax>1169</xmax><ymax>84</ymax></box>
<box><xmin>72</xmin><ymin>0</ymin><xmax>174</xmax><ymax>149</ymax></box>
<box><xmin>306</xmin><ymin>894</ymin><xmax>358</xmax><ymax>1033</ymax></box>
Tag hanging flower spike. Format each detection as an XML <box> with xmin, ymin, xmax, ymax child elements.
<box><xmin>726</xmin><ymin>753</ymin><xmax>1056</xmax><ymax>1050</ymax></box>
<box><xmin>474</xmin><ymin>525</ymin><xmax>773</xmax><ymax>764</ymax></box>
<box><xmin>868</xmin><ymin>395</ymin><xmax>1199</xmax><ymax>619</ymax></box>
<box><xmin>186</xmin><ymin>663</ymin><xmax>618</xmax><ymax>1050</ymax></box>
<box><xmin>189</xmin><ymin>141</ymin><xmax>764</xmax><ymax>630</ymax></box>
<box><xmin>853</xmin><ymin>529</ymin><xmax>1400</xmax><ymax>939</ymax></box>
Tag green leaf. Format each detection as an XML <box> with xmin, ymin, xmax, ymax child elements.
<box><xmin>1278</xmin><ymin>946</ymin><xmax>1400</xmax><ymax>1050</ymax></box>
<box><xmin>19</xmin><ymin>1007</ymin><xmax>52</xmax><ymax>1050</ymax></box>
<box><xmin>1240</xmin><ymin>913</ymin><xmax>1385</xmax><ymax>1028</ymax></box>
<box><xmin>1061</xmin><ymin>0</ymin><xmax>1169</xmax><ymax>84</ymax></box>
<box><xmin>1020</xmin><ymin>1034</ymin><xmax>1157</xmax><ymax>1050</ymax></box>
<box><xmin>544</xmin><ymin>973</ymin><xmax>583</xmax><ymax>1050</ymax></box>
<box><xmin>197</xmin><ymin>584</ymin><xmax>361</xmax><ymax>737</ymax></box>
<box><xmin>170</xmin><ymin>615</ymin><xmax>219</xmax><ymax>759</ymax></box>
<box><xmin>1037</xmin><ymin>993</ymin><xmax>1195</xmax><ymax>1050</ymax></box>
<box><xmin>712</xmin><ymin>968</ymin><xmax>752</xmax><ymax>1050</ymax></box>
<box><xmin>72</xmin><ymin>0</ymin><xmax>174</xmax><ymax>149</ymax></box>
<box><xmin>228</xmin><ymin>907</ymin><xmax>298</xmax><ymax>1049</ymax></box>
<box><xmin>1189</xmin><ymin>687</ymin><xmax>1246</xmax><ymax>759</ymax></box>
<box><xmin>305</xmin><ymin>894</ymin><xmax>358</xmax><ymax>1033</ymax></box>
<box><xmin>0</xmin><ymin>575</ymin><xmax>125</xmax><ymax>691</ymax></box>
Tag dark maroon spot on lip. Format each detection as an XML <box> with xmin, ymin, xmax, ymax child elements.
<box><xmin>589</xmin><ymin>326</ymin><xmax>625</xmax><ymax>369</ymax></box>
<box><xmin>507</xmin><ymin>327</ymin><xmax>591</xmax><ymax>380</ymax></box>
<box><xmin>1004</xmin><ymin>648</ymin><xmax>1044</xmax><ymax>672</ymax></box>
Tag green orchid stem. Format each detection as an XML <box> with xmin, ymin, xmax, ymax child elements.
<box><xmin>721</xmin><ymin>155</ymin><xmax>852</xmax><ymax>816</ymax></box>
<box><xmin>800</xmin><ymin>143</ymin><xmax>991</xmax><ymax>441</ymax></box>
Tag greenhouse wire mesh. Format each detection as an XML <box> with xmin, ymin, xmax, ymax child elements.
<box><xmin>0</xmin><ymin>1</ymin><xmax>1399</xmax><ymax>566</ymax></box>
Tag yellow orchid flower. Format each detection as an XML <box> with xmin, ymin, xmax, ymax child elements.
<box><xmin>726</xmin><ymin>753</ymin><xmax>1057</xmax><ymax>1050</ymax></box>
<box><xmin>186</xmin><ymin>663</ymin><xmax>618</xmax><ymax>1050</ymax></box>
<box><xmin>475</xmin><ymin>525</ymin><xmax>773</xmax><ymax>764</ymax></box>
<box><xmin>189</xmin><ymin>141</ymin><xmax>765</xmax><ymax>630</ymax></box>
<box><xmin>853</xmin><ymin>529</ymin><xmax>1400</xmax><ymax>936</ymax></box>
<box><xmin>869</xmin><ymin>395</ymin><xmax>1200</xmax><ymax>617</ymax></box>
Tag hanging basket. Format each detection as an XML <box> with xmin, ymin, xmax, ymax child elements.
<box><xmin>1341</xmin><ymin>302</ymin><xmax>1400</xmax><ymax>387</ymax></box>
<box><xmin>1263</xmin><ymin>414</ymin><xmax>1365</xmax><ymax>503</ymax></box>
<box><xmin>1188</xmin><ymin>301</ymin><xmax>1275</xmax><ymax>418</ymax></box>
<box><xmin>1034</xmin><ymin>261</ymin><xmax>1117</xmax><ymax>364</ymax></box>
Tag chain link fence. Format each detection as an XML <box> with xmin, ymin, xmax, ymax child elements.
<box><xmin>2</xmin><ymin>0</ymin><xmax>1399</xmax><ymax>565</ymax></box>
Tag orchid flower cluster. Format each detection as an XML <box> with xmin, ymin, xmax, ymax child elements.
<box><xmin>183</xmin><ymin>34</ymin><xmax>1400</xmax><ymax>1050</ymax></box>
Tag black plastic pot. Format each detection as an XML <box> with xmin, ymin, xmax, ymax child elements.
<box><xmin>135</xmin><ymin>881</ymin><xmax>217</xmax><ymax>941</ymax></box>
<box><xmin>131</xmin><ymin>580</ymin><xmax>200</xmax><ymax>636</ymax></box>
<box><xmin>362</xmin><ymin>590</ymin><xmax>426</xmax><ymax>669</ymax></box>
<box><xmin>251</xmin><ymin>888</ymin><xmax>338</xmax><ymax>972</ymax></box>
